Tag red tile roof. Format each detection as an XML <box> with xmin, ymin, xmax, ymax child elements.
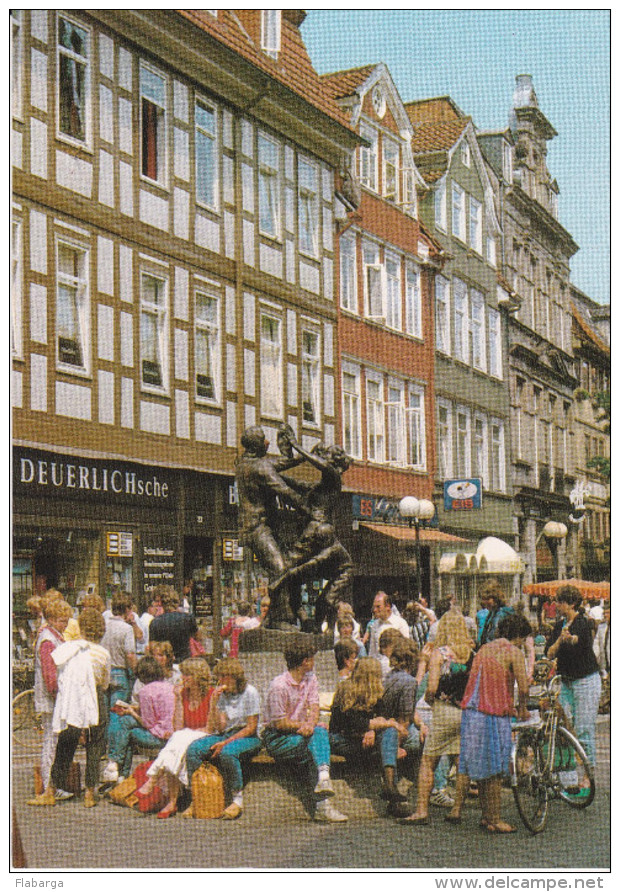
<box><xmin>320</xmin><ymin>65</ymin><xmax>378</xmax><ymax>100</ymax></box>
<box><xmin>176</xmin><ymin>10</ymin><xmax>352</xmax><ymax>130</ymax></box>
<box><xmin>404</xmin><ymin>96</ymin><xmax>466</xmax><ymax>124</ymax></box>
<box><xmin>410</xmin><ymin>119</ymin><xmax>469</xmax><ymax>154</ymax></box>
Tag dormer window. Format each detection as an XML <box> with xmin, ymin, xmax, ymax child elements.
<box><xmin>383</xmin><ymin>138</ymin><xmax>399</xmax><ymax>202</ymax></box>
<box><xmin>261</xmin><ymin>10</ymin><xmax>281</xmax><ymax>59</ymax></box>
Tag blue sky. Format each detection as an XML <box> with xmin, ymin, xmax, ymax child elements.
<box><xmin>301</xmin><ymin>8</ymin><xmax>610</xmax><ymax>305</ymax></box>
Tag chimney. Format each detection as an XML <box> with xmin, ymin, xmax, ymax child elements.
<box><xmin>512</xmin><ymin>74</ymin><xmax>538</xmax><ymax>110</ymax></box>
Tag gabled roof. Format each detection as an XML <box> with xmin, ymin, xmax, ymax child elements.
<box><xmin>572</xmin><ymin>303</ymin><xmax>610</xmax><ymax>357</ymax></box>
<box><xmin>404</xmin><ymin>96</ymin><xmax>467</xmax><ymax>124</ymax></box>
<box><xmin>320</xmin><ymin>65</ymin><xmax>379</xmax><ymax>101</ymax></box>
<box><xmin>176</xmin><ymin>10</ymin><xmax>351</xmax><ymax>130</ymax></box>
<box><xmin>409</xmin><ymin>119</ymin><xmax>469</xmax><ymax>154</ymax></box>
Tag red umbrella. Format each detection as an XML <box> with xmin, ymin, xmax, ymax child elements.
<box><xmin>522</xmin><ymin>578</ymin><xmax>610</xmax><ymax>601</ymax></box>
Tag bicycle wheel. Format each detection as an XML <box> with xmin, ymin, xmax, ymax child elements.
<box><xmin>12</xmin><ymin>689</ymin><xmax>44</xmax><ymax>752</ymax></box>
<box><xmin>512</xmin><ymin>729</ymin><xmax>549</xmax><ymax>834</ymax></box>
<box><xmin>554</xmin><ymin>725</ymin><xmax>595</xmax><ymax>809</ymax></box>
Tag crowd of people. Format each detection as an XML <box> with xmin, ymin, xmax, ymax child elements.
<box><xmin>22</xmin><ymin>580</ymin><xmax>607</xmax><ymax>830</ymax></box>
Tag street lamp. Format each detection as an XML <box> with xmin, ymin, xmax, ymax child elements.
<box><xmin>541</xmin><ymin>521</ymin><xmax>568</xmax><ymax>580</ymax></box>
<box><xmin>399</xmin><ymin>496</ymin><xmax>435</xmax><ymax>601</ymax></box>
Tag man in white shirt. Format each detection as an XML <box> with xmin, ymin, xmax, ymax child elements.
<box><xmin>366</xmin><ymin>591</ymin><xmax>410</xmax><ymax>659</ymax></box>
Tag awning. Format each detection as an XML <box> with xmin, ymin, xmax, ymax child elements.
<box><xmin>475</xmin><ymin>536</ymin><xmax>524</xmax><ymax>574</ymax></box>
<box><xmin>439</xmin><ymin>552</ymin><xmax>476</xmax><ymax>574</ymax></box>
<box><xmin>523</xmin><ymin>578</ymin><xmax>610</xmax><ymax>601</ymax></box>
<box><xmin>361</xmin><ymin>523</ymin><xmax>471</xmax><ymax>545</ymax></box>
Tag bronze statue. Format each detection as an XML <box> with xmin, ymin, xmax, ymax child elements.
<box><xmin>235</xmin><ymin>425</ymin><xmax>353</xmax><ymax>631</ymax></box>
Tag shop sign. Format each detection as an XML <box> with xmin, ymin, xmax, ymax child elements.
<box><xmin>222</xmin><ymin>538</ymin><xmax>244</xmax><ymax>561</ymax></box>
<box><xmin>142</xmin><ymin>543</ymin><xmax>176</xmax><ymax>594</ymax></box>
<box><xmin>443</xmin><ymin>478</ymin><xmax>482</xmax><ymax>511</ymax></box>
<box><xmin>106</xmin><ymin>531</ymin><xmax>133</xmax><ymax>557</ymax></box>
<box><xmin>14</xmin><ymin>447</ymin><xmax>175</xmax><ymax>505</ymax></box>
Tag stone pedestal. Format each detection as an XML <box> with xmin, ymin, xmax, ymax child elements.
<box><xmin>238</xmin><ymin>627</ymin><xmax>334</xmax><ymax>654</ymax></box>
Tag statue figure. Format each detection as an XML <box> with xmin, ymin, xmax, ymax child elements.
<box><xmin>269</xmin><ymin>441</ymin><xmax>354</xmax><ymax>630</ymax></box>
<box><xmin>235</xmin><ymin>425</ymin><xmax>308</xmax><ymax>629</ymax></box>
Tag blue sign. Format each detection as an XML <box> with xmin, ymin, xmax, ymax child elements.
<box><xmin>443</xmin><ymin>478</ymin><xmax>482</xmax><ymax>511</ymax></box>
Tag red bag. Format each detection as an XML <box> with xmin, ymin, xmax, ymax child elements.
<box><xmin>190</xmin><ymin>637</ymin><xmax>206</xmax><ymax>656</ymax></box>
<box><xmin>131</xmin><ymin>760</ymin><xmax>166</xmax><ymax>814</ymax></box>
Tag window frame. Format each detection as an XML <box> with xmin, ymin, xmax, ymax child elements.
<box><xmin>470</xmin><ymin>288</ymin><xmax>487</xmax><ymax>372</ymax></box>
<box><xmin>339</xmin><ymin>231</ymin><xmax>358</xmax><ymax>314</ymax></box>
<box><xmin>301</xmin><ymin>326</ymin><xmax>321</xmax><ymax>428</ymax></box>
<box><xmin>453</xmin><ymin>278</ymin><xmax>469</xmax><ymax>363</ymax></box>
<box><xmin>487</xmin><ymin>306</ymin><xmax>503</xmax><ymax>379</ymax></box>
<box><xmin>437</xmin><ymin>399</ymin><xmax>453</xmax><ymax>480</ymax></box>
<box><xmin>261</xmin><ymin>9</ymin><xmax>281</xmax><ymax>59</ymax></box>
<box><xmin>383</xmin><ymin>136</ymin><xmax>400</xmax><ymax>202</ymax></box>
<box><xmin>469</xmin><ymin>196</ymin><xmax>483</xmax><ymax>254</ymax></box>
<box><xmin>140</xmin><ymin>61</ymin><xmax>168</xmax><ymax>188</ymax></box>
<box><xmin>366</xmin><ymin>371</ymin><xmax>385</xmax><ymax>464</ymax></box>
<box><xmin>55</xmin><ymin>236</ymin><xmax>91</xmax><ymax>375</ymax></box>
<box><xmin>451</xmin><ymin>182</ymin><xmax>466</xmax><ymax>242</ymax></box>
<box><xmin>405</xmin><ymin>261</ymin><xmax>422</xmax><ymax>339</ymax></box>
<box><xmin>386</xmin><ymin>380</ymin><xmax>406</xmax><ymax>466</ymax></box>
<box><xmin>455</xmin><ymin>405</ymin><xmax>472</xmax><ymax>478</ymax></box>
<box><xmin>461</xmin><ymin>141</ymin><xmax>471</xmax><ymax>168</ymax></box>
<box><xmin>297</xmin><ymin>155</ymin><xmax>319</xmax><ymax>258</ymax></box>
<box><xmin>435</xmin><ymin>179</ymin><xmax>447</xmax><ymax>232</ymax></box>
<box><xmin>363</xmin><ymin>241</ymin><xmax>384</xmax><ymax>322</ymax></box>
<box><xmin>342</xmin><ymin>364</ymin><xmax>362</xmax><ymax>460</ymax></box>
<box><xmin>406</xmin><ymin>384</ymin><xmax>426</xmax><ymax>471</ymax></box>
<box><xmin>259</xmin><ymin>311</ymin><xmax>284</xmax><ymax>421</ymax></box>
<box><xmin>473</xmin><ymin>413</ymin><xmax>489</xmax><ymax>486</ymax></box>
<box><xmin>384</xmin><ymin>252</ymin><xmax>402</xmax><ymax>332</ymax></box>
<box><xmin>11</xmin><ymin>217</ymin><xmax>23</xmax><ymax>359</ymax></box>
<box><xmin>56</xmin><ymin>12</ymin><xmax>91</xmax><ymax>148</ymax></box>
<box><xmin>490</xmin><ymin>418</ymin><xmax>506</xmax><ymax>492</ymax></box>
<box><xmin>194</xmin><ymin>285</ymin><xmax>221</xmax><ymax>406</ymax></box>
<box><xmin>435</xmin><ymin>275</ymin><xmax>451</xmax><ymax>355</ymax></box>
<box><xmin>359</xmin><ymin>123</ymin><xmax>378</xmax><ymax>193</ymax></box>
<box><xmin>195</xmin><ymin>97</ymin><xmax>219</xmax><ymax>212</ymax></box>
<box><xmin>139</xmin><ymin>269</ymin><xmax>169</xmax><ymax>393</ymax></box>
<box><xmin>258</xmin><ymin>131</ymin><xmax>282</xmax><ymax>240</ymax></box>
<box><xmin>11</xmin><ymin>9</ymin><xmax>23</xmax><ymax>119</ymax></box>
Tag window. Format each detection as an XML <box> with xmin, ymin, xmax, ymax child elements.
<box><xmin>359</xmin><ymin>124</ymin><xmax>378</xmax><ymax>192</ymax></box>
<box><xmin>260</xmin><ymin>313</ymin><xmax>283</xmax><ymax>419</ymax></box>
<box><xmin>407</xmin><ymin>386</ymin><xmax>426</xmax><ymax>470</ymax></box>
<box><xmin>340</xmin><ymin>232</ymin><xmax>357</xmax><ymax>313</ymax></box>
<box><xmin>437</xmin><ymin>400</ymin><xmax>453</xmax><ymax>479</ymax></box>
<box><xmin>11</xmin><ymin>9</ymin><xmax>22</xmax><ymax>117</ymax></box>
<box><xmin>435</xmin><ymin>275</ymin><xmax>450</xmax><ymax>355</ymax></box>
<box><xmin>57</xmin><ymin>14</ymin><xmax>90</xmax><ymax>143</ymax></box>
<box><xmin>383</xmin><ymin>138</ymin><xmax>399</xmax><ymax>201</ymax></box>
<box><xmin>298</xmin><ymin>156</ymin><xmax>318</xmax><ymax>256</ymax></box>
<box><xmin>140</xmin><ymin>64</ymin><xmax>167</xmax><ymax>184</ymax></box>
<box><xmin>258</xmin><ymin>133</ymin><xmax>281</xmax><ymax>238</ymax></box>
<box><xmin>402</xmin><ymin>166</ymin><xmax>417</xmax><ymax>216</ymax></box>
<box><xmin>363</xmin><ymin>242</ymin><xmax>383</xmax><ymax>320</ymax></box>
<box><xmin>57</xmin><ymin>241</ymin><xmax>89</xmax><ymax>371</ymax></box>
<box><xmin>451</xmin><ymin>183</ymin><xmax>465</xmax><ymax>241</ymax></box>
<box><xmin>140</xmin><ymin>272</ymin><xmax>168</xmax><ymax>389</ymax></box>
<box><xmin>195</xmin><ymin>99</ymin><xmax>218</xmax><ymax>210</ymax></box>
<box><xmin>456</xmin><ymin>407</ymin><xmax>471</xmax><ymax>477</ymax></box>
<box><xmin>435</xmin><ymin>180</ymin><xmax>447</xmax><ymax>232</ymax></box>
<box><xmin>301</xmin><ymin>328</ymin><xmax>321</xmax><ymax>426</ymax></box>
<box><xmin>461</xmin><ymin>141</ymin><xmax>471</xmax><ymax>167</ymax></box>
<box><xmin>11</xmin><ymin>219</ymin><xmax>22</xmax><ymax>357</ymax></box>
<box><xmin>342</xmin><ymin>367</ymin><xmax>361</xmax><ymax>459</ymax></box>
<box><xmin>405</xmin><ymin>262</ymin><xmax>422</xmax><ymax>338</ymax></box>
<box><xmin>486</xmin><ymin>235</ymin><xmax>497</xmax><ymax>267</ymax></box>
<box><xmin>470</xmin><ymin>289</ymin><xmax>486</xmax><ymax>372</ymax></box>
<box><xmin>261</xmin><ymin>10</ymin><xmax>281</xmax><ymax>59</ymax></box>
<box><xmin>385</xmin><ymin>254</ymin><xmax>401</xmax><ymax>331</ymax></box>
<box><xmin>473</xmin><ymin>414</ymin><xmax>488</xmax><ymax>484</ymax></box>
<box><xmin>514</xmin><ymin>377</ymin><xmax>524</xmax><ymax>460</ymax></box>
<box><xmin>195</xmin><ymin>289</ymin><xmax>220</xmax><ymax>403</ymax></box>
<box><xmin>453</xmin><ymin>278</ymin><xmax>468</xmax><ymax>363</ymax></box>
<box><xmin>487</xmin><ymin>307</ymin><xmax>502</xmax><ymax>378</ymax></box>
<box><xmin>503</xmin><ymin>141</ymin><xmax>513</xmax><ymax>183</ymax></box>
<box><xmin>366</xmin><ymin>375</ymin><xmax>385</xmax><ymax>463</ymax></box>
<box><xmin>387</xmin><ymin>383</ymin><xmax>406</xmax><ymax>466</ymax></box>
<box><xmin>490</xmin><ymin>420</ymin><xmax>506</xmax><ymax>492</ymax></box>
<box><xmin>469</xmin><ymin>197</ymin><xmax>482</xmax><ymax>254</ymax></box>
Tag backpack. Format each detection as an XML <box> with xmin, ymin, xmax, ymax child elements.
<box><xmin>191</xmin><ymin>763</ymin><xmax>225</xmax><ymax>818</ymax></box>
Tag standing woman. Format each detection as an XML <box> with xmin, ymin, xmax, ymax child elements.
<box><xmin>546</xmin><ymin>585</ymin><xmax>601</xmax><ymax>787</ymax></box>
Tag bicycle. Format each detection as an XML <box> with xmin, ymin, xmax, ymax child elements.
<box><xmin>12</xmin><ymin>687</ymin><xmax>45</xmax><ymax>752</ymax></box>
<box><xmin>510</xmin><ymin>659</ymin><xmax>595</xmax><ymax>834</ymax></box>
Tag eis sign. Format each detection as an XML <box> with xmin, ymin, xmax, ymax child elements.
<box><xmin>443</xmin><ymin>478</ymin><xmax>482</xmax><ymax>511</ymax></box>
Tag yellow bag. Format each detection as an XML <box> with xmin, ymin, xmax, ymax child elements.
<box><xmin>107</xmin><ymin>775</ymin><xmax>139</xmax><ymax>809</ymax></box>
<box><xmin>191</xmin><ymin>763</ymin><xmax>225</xmax><ymax>819</ymax></box>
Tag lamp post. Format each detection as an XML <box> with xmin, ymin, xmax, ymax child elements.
<box><xmin>399</xmin><ymin>496</ymin><xmax>435</xmax><ymax>601</ymax></box>
<box><xmin>541</xmin><ymin>520</ymin><xmax>568</xmax><ymax>580</ymax></box>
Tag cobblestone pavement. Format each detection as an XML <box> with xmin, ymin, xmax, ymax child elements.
<box><xmin>11</xmin><ymin>716</ymin><xmax>610</xmax><ymax>871</ymax></box>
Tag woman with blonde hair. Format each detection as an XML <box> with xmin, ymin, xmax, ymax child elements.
<box><xmin>329</xmin><ymin>657</ymin><xmax>410</xmax><ymax>816</ymax></box>
<box><xmin>135</xmin><ymin>656</ymin><xmax>214</xmax><ymax>818</ymax></box>
<box><xmin>184</xmin><ymin>657</ymin><xmax>262</xmax><ymax>819</ymax></box>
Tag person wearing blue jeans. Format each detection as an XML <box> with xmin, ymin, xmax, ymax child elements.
<box><xmin>184</xmin><ymin>658</ymin><xmax>262</xmax><ymax>820</ymax></box>
<box><xmin>263</xmin><ymin>638</ymin><xmax>348</xmax><ymax>822</ymax></box>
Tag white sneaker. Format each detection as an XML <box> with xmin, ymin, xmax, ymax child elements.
<box><xmin>102</xmin><ymin>761</ymin><xmax>119</xmax><ymax>783</ymax></box>
<box><xmin>54</xmin><ymin>789</ymin><xmax>74</xmax><ymax>801</ymax></box>
<box><xmin>313</xmin><ymin>777</ymin><xmax>335</xmax><ymax>798</ymax></box>
<box><xmin>429</xmin><ymin>789</ymin><xmax>455</xmax><ymax>808</ymax></box>
<box><xmin>314</xmin><ymin>801</ymin><xmax>348</xmax><ymax>823</ymax></box>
